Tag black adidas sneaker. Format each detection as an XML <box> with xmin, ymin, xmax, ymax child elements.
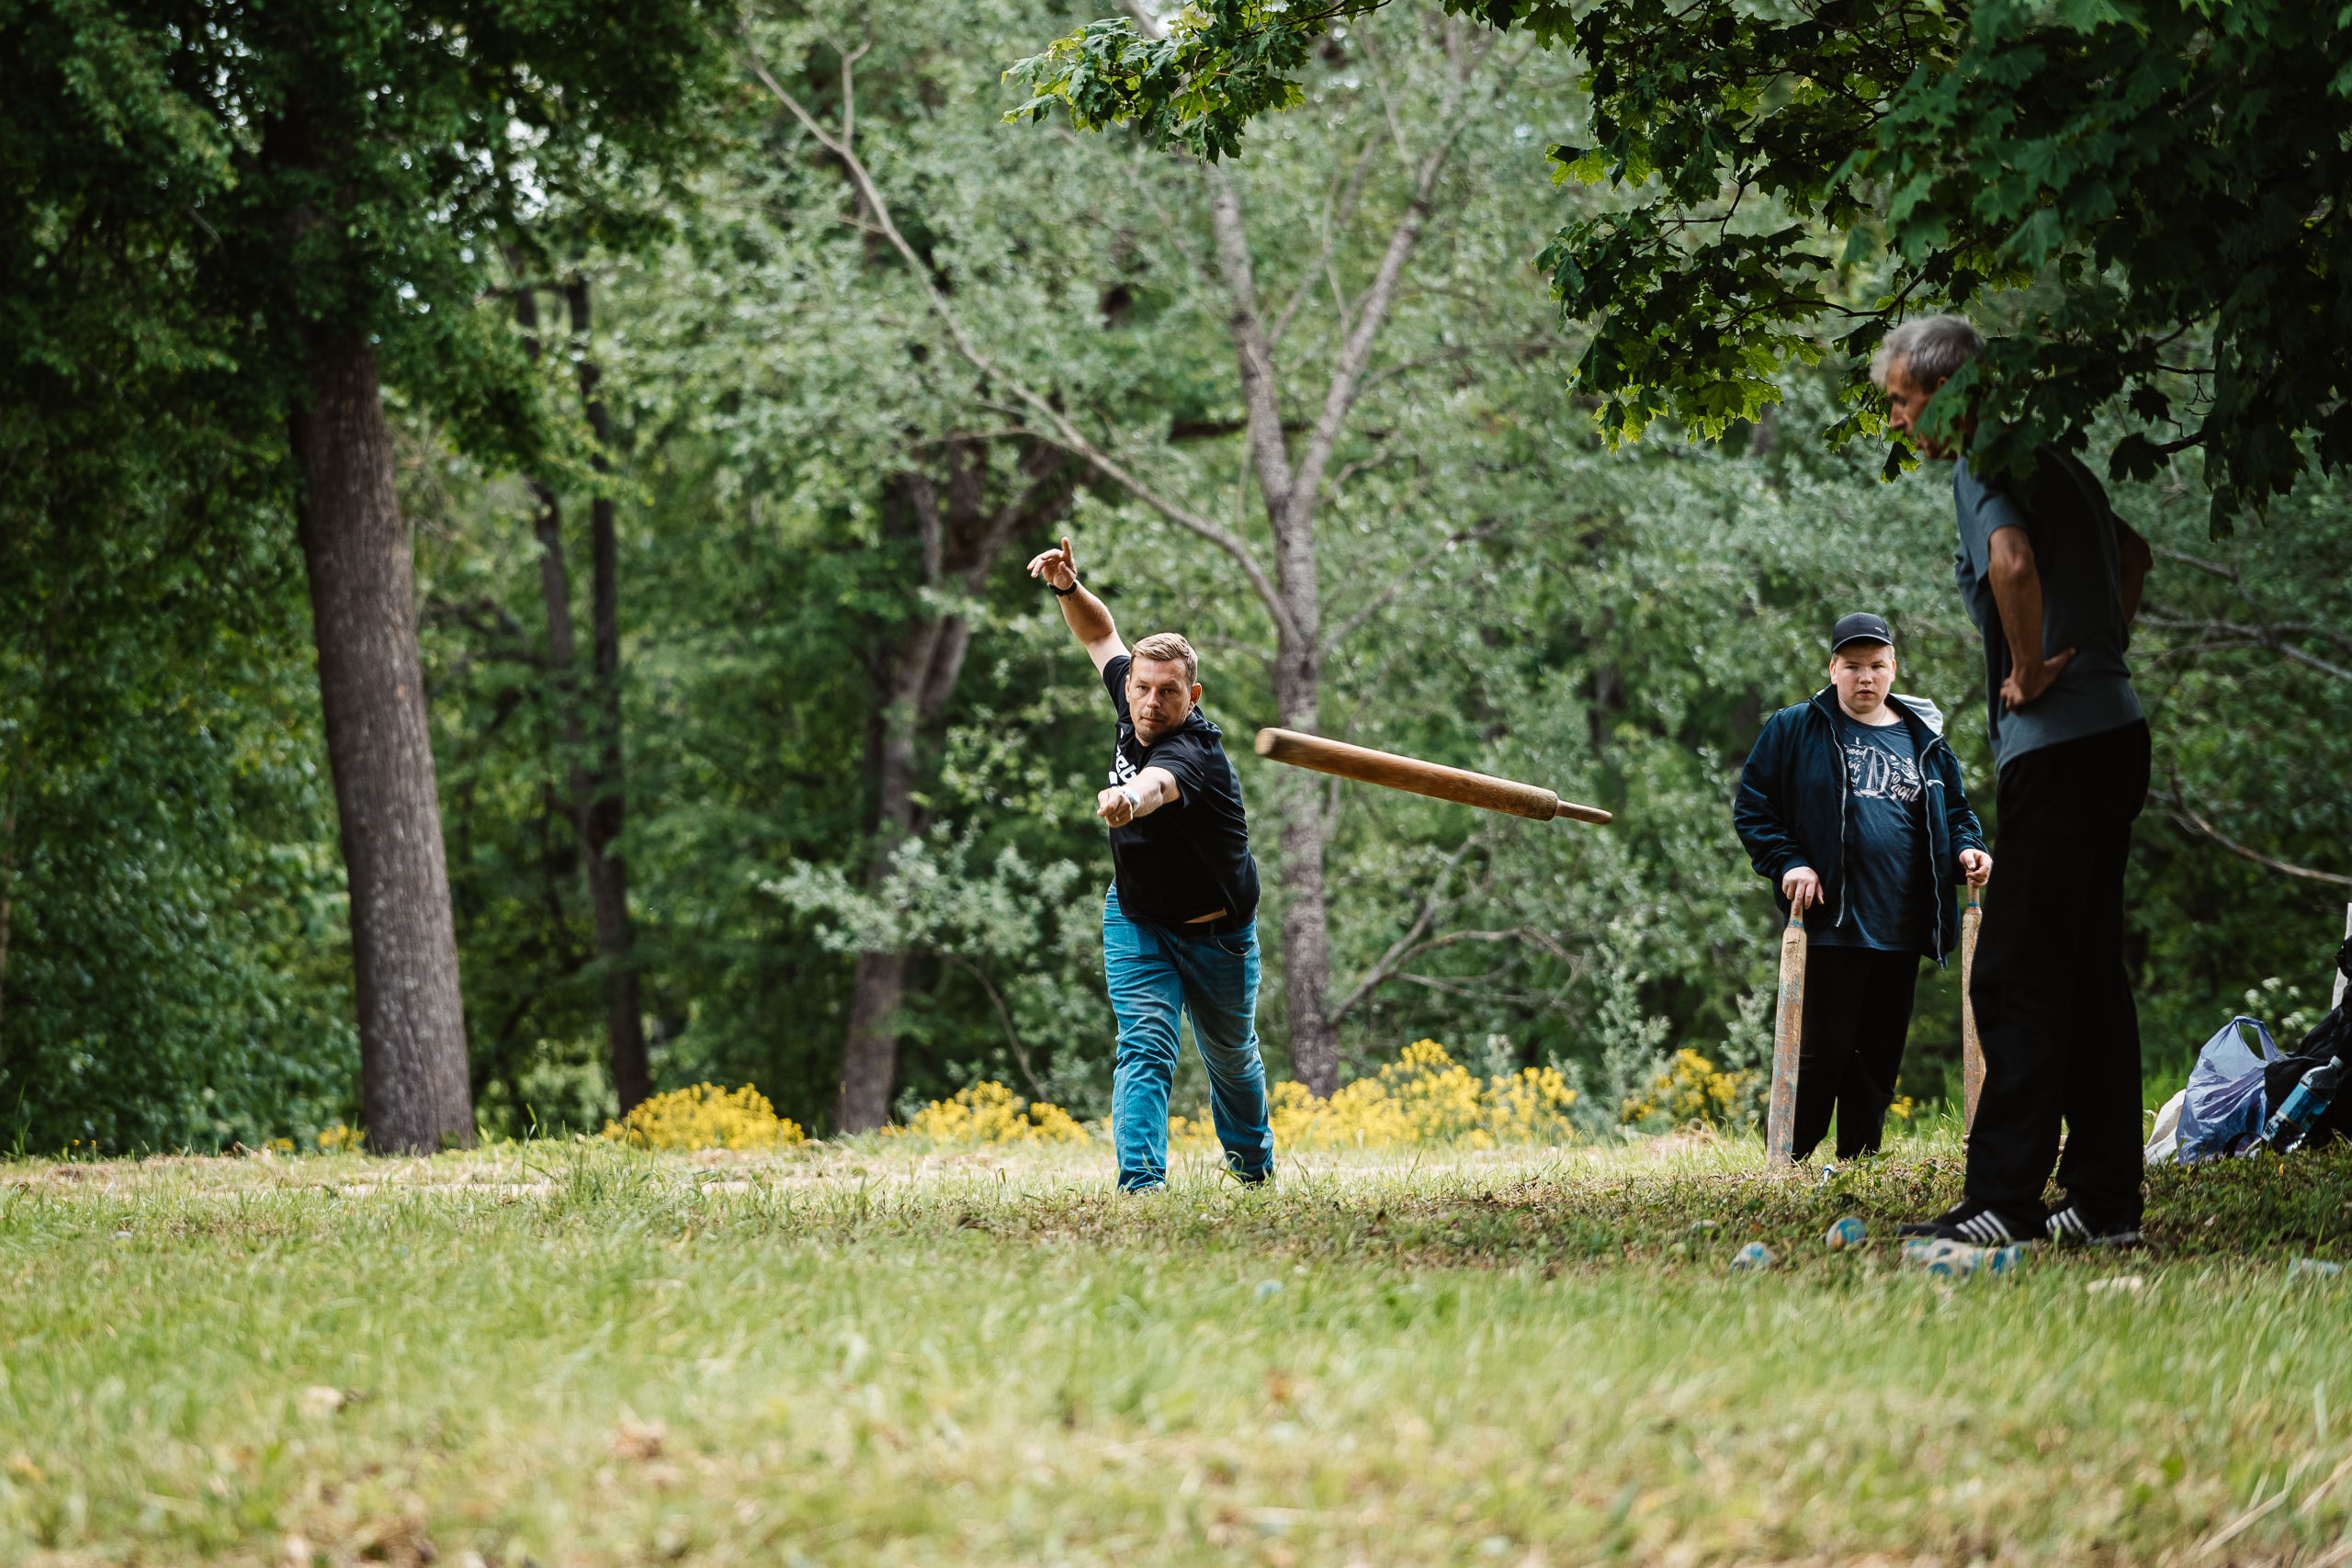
<box><xmin>2046</xmin><ymin>1202</ymin><xmax>2143</xmax><ymax>1247</ymax></box>
<box><xmin>1895</xmin><ymin>1199</ymin><xmax>2041</xmax><ymax>1246</ymax></box>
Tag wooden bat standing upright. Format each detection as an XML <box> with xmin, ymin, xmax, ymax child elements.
<box><xmin>1960</xmin><ymin>886</ymin><xmax>1985</xmax><ymax>1135</ymax></box>
<box><xmin>1251</xmin><ymin>728</ymin><xmax>1612</xmax><ymax>825</ymax></box>
<box><xmin>1766</xmin><ymin>911</ymin><xmax>1806</xmax><ymax>1164</ymax></box>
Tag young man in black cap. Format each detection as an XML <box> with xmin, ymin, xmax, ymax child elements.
<box><xmin>1735</xmin><ymin>614</ymin><xmax>1992</xmax><ymax>1160</ymax></box>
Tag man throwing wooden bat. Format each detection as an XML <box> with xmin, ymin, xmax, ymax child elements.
<box><xmin>1735</xmin><ymin>613</ymin><xmax>1992</xmax><ymax>1161</ymax></box>
<box><xmin>1027</xmin><ymin>535</ymin><xmax>1275</xmax><ymax>1193</ymax></box>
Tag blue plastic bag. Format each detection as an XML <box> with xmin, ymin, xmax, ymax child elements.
<box><xmin>2172</xmin><ymin>1015</ymin><xmax>2279</xmax><ymax>1164</ymax></box>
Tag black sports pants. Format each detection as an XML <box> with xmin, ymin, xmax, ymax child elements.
<box><xmin>1964</xmin><ymin>720</ymin><xmax>2150</xmax><ymax>1224</ymax></box>
<box><xmin>1792</xmin><ymin>946</ymin><xmax>1920</xmax><ymax>1160</ymax></box>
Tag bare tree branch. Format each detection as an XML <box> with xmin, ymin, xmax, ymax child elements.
<box><xmin>963</xmin><ymin>445</ymin><xmax>1069</xmax><ymax>594</ymax></box>
<box><xmin>1206</xmin><ymin>172</ymin><xmax>1300</xmax><ymax>522</ymax></box>
<box><xmin>2142</xmin><ymin>608</ymin><xmax>2352</xmax><ymax>682</ymax></box>
<box><xmin>1285</xmin><ymin>46</ymin><xmax>1495</xmax><ymax>536</ymax></box>
<box><xmin>2154</xmin><ymin>547</ymin><xmax>2240</xmax><ymax>583</ymax></box>
<box><xmin>2154</xmin><ymin>785</ymin><xmax>2352</xmax><ymax>887</ymax></box>
<box><xmin>1328</xmin><ymin>834</ymin><xmax>1486</xmax><ymax>1024</ymax></box>
<box><xmin>1268</xmin><ymin>140</ymin><xmax>1380</xmax><ymax>350</ymax></box>
<box><xmin>936</xmin><ymin>951</ymin><xmax>1050</xmax><ymax>1100</ymax></box>
<box><xmin>731</xmin><ymin>30</ymin><xmax>1301</xmax><ymax>643</ymax></box>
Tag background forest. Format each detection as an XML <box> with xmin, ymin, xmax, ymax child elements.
<box><xmin>6</xmin><ymin>0</ymin><xmax>2348</xmax><ymax>1152</ymax></box>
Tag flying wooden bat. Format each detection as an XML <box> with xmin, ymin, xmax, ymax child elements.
<box><xmin>1767</xmin><ymin>910</ymin><xmax>1806</xmax><ymax>1164</ymax></box>
<box><xmin>1251</xmin><ymin>728</ymin><xmax>1612</xmax><ymax>825</ymax></box>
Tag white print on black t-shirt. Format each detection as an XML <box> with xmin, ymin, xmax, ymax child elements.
<box><xmin>1844</xmin><ymin>735</ymin><xmax>1922</xmax><ymax>804</ymax></box>
<box><xmin>1108</xmin><ymin>749</ymin><xmax>1138</xmax><ymax>786</ymax></box>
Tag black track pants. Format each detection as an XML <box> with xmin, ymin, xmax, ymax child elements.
<box><xmin>1792</xmin><ymin>945</ymin><xmax>1921</xmax><ymax>1161</ymax></box>
<box><xmin>1964</xmin><ymin>720</ymin><xmax>2150</xmax><ymax>1224</ymax></box>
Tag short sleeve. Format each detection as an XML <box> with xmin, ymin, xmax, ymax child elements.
<box><xmin>1146</xmin><ymin>730</ymin><xmax>1215</xmax><ymax>803</ymax></box>
<box><xmin>1953</xmin><ymin>460</ymin><xmax>2030</xmax><ymax>581</ymax></box>
<box><xmin>1962</xmin><ymin>461</ymin><xmax>2029</xmax><ymax>549</ymax></box>
<box><xmin>1102</xmin><ymin>654</ymin><xmax>1133</xmax><ymax>721</ymax></box>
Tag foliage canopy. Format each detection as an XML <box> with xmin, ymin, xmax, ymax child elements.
<box><xmin>1008</xmin><ymin>0</ymin><xmax>2352</xmax><ymax>533</ymax></box>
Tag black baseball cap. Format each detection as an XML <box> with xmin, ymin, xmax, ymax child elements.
<box><xmin>1830</xmin><ymin>612</ymin><xmax>1895</xmax><ymax>652</ymax></box>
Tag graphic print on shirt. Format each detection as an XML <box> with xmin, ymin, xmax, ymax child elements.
<box><xmin>1108</xmin><ymin>748</ymin><xmax>1138</xmax><ymax>787</ymax></box>
<box><xmin>1844</xmin><ymin>735</ymin><xmax>1922</xmax><ymax>805</ymax></box>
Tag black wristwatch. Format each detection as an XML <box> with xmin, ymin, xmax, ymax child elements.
<box><xmin>1051</xmin><ymin>579</ymin><xmax>1080</xmax><ymax>597</ymax></box>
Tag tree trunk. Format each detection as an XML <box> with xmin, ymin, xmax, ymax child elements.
<box><xmin>1202</xmin><ymin>88</ymin><xmax>1461</xmax><ymax>1094</ymax></box>
<box><xmin>290</xmin><ymin>335</ymin><xmax>475</xmax><ymax>1154</ymax></box>
<box><xmin>1271</xmin><ymin>638</ymin><xmax>1340</xmax><ymax>1094</ymax></box>
<box><xmin>564</xmin><ymin>279</ymin><xmax>651</xmax><ymax>1112</ymax></box>
<box><xmin>837</xmin><ymin>948</ymin><xmax>912</xmax><ymax>1132</ymax></box>
<box><xmin>833</xmin><ymin>537</ymin><xmax>945</xmax><ymax>1133</ymax></box>
<box><xmin>831</xmin><ymin>445</ymin><xmax>1070</xmax><ymax>1132</ymax></box>
<box><xmin>0</xmin><ymin>795</ymin><xmax>14</xmax><ymax>1051</ymax></box>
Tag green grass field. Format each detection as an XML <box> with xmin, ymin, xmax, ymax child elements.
<box><xmin>6</xmin><ymin>1131</ymin><xmax>2352</xmax><ymax>1566</ymax></box>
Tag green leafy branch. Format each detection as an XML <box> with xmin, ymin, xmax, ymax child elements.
<box><xmin>1004</xmin><ymin>0</ymin><xmax>2352</xmax><ymax>535</ymax></box>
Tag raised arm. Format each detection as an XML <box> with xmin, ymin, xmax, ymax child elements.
<box><xmin>1026</xmin><ymin>535</ymin><xmax>1125</xmax><ymax>672</ymax></box>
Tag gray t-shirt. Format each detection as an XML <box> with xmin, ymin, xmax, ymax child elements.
<box><xmin>1951</xmin><ymin>449</ymin><xmax>2143</xmax><ymax>771</ymax></box>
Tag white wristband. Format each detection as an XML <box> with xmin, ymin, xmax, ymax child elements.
<box><xmin>1120</xmin><ymin>784</ymin><xmax>1143</xmax><ymax>816</ymax></box>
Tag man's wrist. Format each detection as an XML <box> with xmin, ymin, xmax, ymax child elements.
<box><xmin>1051</xmin><ymin>578</ymin><xmax>1080</xmax><ymax>598</ymax></box>
<box><xmin>1119</xmin><ymin>784</ymin><xmax>1143</xmax><ymax>815</ymax></box>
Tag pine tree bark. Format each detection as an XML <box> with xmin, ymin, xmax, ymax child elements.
<box><xmin>290</xmin><ymin>335</ymin><xmax>475</xmax><ymax>1153</ymax></box>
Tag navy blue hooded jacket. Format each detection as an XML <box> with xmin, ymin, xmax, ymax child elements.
<box><xmin>1732</xmin><ymin>688</ymin><xmax>1988</xmax><ymax>963</ymax></box>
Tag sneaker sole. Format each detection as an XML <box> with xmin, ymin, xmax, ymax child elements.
<box><xmin>2048</xmin><ymin>1209</ymin><xmax>2143</xmax><ymax>1247</ymax></box>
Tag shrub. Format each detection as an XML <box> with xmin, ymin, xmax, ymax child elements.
<box><xmin>1174</xmin><ymin>1039</ymin><xmax>1580</xmax><ymax>1151</ymax></box>
<box><xmin>1621</xmin><ymin>1048</ymin><xmax>1751</xmax><ymax>1129</ymax></box>
<box><xmin>885</xmin><ymin>1081</ymin><xmax>1091</xmax><ymax>1145</ymax></box>
<box><xmin>602</xmin><ymin>1084</ymin><xmax>806</xmax><ymax>1151</ymax></box>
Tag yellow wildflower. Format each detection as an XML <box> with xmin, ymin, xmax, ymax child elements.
<box><xmin>604</xmin><ymin>1084</ymin><xmax>806</xmax><ymax>1151</ymax></box>
<box><xmin>1621</xmin><ymin>1049</ymin><xmax>1751</xmax><ymax>1128</ymax></box>
<box><xmin>1258</xmin><ymin>1040</ymin><xmax>1578</xmax><ymax>1150</ymax></box>
<box><xmin>885</xmin><ymin>1081</ymin><xmax>1091</xmax><ymax>1145</ymax></box>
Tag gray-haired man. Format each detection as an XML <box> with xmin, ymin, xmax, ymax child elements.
<box><xmin>1876</xmin><ymin>316</ymin><xmax>2154</xmax><ymax>1249</ymax></box>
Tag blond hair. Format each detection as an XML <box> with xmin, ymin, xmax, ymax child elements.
<box><xmin>1130</xmin><ymin>632</ymin><xmax>1198</xmax><ymax>685</ymax></box>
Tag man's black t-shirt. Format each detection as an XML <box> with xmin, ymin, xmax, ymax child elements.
<box><xmin>1815</xmin><ymin>713</ymin><xmax>1928</xmax><ymax>953</ymax></box>
<box><xmin>1102</xmin><ymin>654</ymin><xmax>1261</xmax><ymax>928</ymax></box>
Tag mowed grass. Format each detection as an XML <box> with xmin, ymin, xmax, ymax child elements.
<box><xmin>5</xmin><ymin>1133</ymin><xmax>2352</xmax><ymax>1566</ymax></box>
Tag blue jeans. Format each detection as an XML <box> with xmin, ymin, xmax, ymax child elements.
<box><xmin>1103</xmin><ymin>886</ymin><xmax>1275</xmax><ymax>1190</ymax></box>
